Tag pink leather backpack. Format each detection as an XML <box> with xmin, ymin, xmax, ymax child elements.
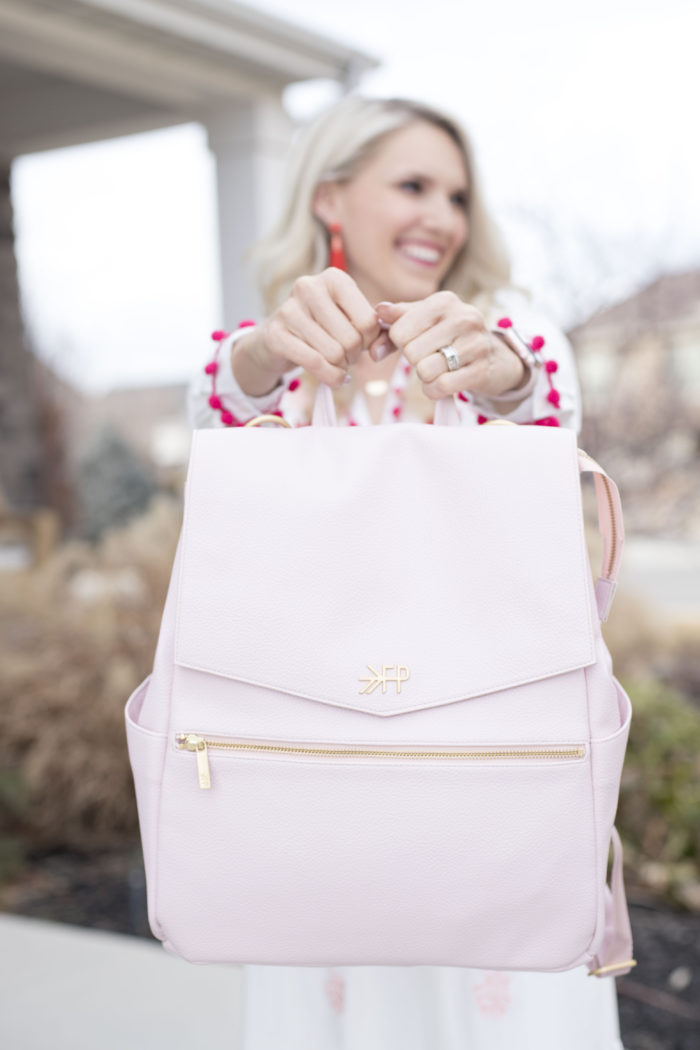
<box><xmin>125</xmin><ymin>388</ymin><xmax>635</xmax><ymax>978</ymax></box>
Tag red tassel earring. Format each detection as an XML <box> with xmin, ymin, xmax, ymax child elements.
<box><xmin>328</xmin><ymin>223</ymin><xmax>347</xmax><ymax>272</ymax></box>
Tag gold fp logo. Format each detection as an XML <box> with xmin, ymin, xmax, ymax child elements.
<box><xmin>358</xmin><ymin>664</ymin><xmax>410</xmax><ymax>695</ymax></box>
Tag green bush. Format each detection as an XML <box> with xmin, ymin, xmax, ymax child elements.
<box><xmin>618</xmin><ymin>677</ymin><xmax>700</xmax><ymax>904</ymax></box>
<box><xmin>0</xmin><ymin>769</ymin><xmax>29</xmax><ymax>881</ymax></box>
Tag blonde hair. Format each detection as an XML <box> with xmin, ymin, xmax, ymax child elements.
<box><xmin>252</xmin><ymin>95</ymin><xmax>517</xmax><ymax>421</ymax></box>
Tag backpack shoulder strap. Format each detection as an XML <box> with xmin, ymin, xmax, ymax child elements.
<box><xmin>587</xmin><ymin>827</ymin><xmax>636</xmax><ymax>978</ymax></box>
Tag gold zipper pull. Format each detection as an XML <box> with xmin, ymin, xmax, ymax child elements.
<box><xmin>176</xmin><ymin>733</ymin><xmax>211</xmax><ymax>790</ymax></box>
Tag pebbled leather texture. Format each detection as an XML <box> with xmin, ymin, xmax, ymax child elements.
<box><xmin>125</xmin><ymin>412</ymin><xmax>634</xmax><ymax>975</ymax></box>
<box><xmin>177</xmin><ymin>425</ymin><xmax>594</xmax><ymax>713</ymax></box>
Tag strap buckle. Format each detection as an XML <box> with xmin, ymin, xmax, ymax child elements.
<box><xmin>587</xmin><ymin>959</ymin><xmax>637</xmax><ymax>978</ymax></box>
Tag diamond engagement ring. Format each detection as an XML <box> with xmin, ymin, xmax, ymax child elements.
<box><xmin>438</xmin><ymin>345</ymin><xmax>461</xmax><ymax>371</ymax></box>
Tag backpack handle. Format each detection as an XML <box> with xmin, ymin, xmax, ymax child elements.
<box><xmin>577</xmin><ymin>450</ymin><xmax>624</xmax><ymax>622</ymax></box>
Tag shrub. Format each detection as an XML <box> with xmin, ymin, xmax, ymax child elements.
<box><xmin>618</xmin><ymin>677</ymin><xmax>700</xmax><ymax>906</ymax></box>
<box><xmin>0</xmin><ymin>496</ymin><xmax>180</xmax><ymax>855</ymax></box>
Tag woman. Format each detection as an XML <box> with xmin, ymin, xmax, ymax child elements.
<box><xmin>189</xmin><ymin>96</ymin><xmax>623</xmax><ymax>1050</ymax></box>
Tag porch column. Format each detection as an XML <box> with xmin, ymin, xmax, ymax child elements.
<box><xmin>204</xmin><ymin>98</ymin><xmax>294</xmax><ymax>325</ymax></box>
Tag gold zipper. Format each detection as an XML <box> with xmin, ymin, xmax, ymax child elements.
<box><xmin>176</xmin><ymin>733</ymin><xmax>585</xmax><ymax>790</ymax></box>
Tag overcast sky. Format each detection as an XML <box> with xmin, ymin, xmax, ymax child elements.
<box><xmin>10</xmin><ymin>0</ymin><xmax>700</xmax><ymax>393</ymax></box>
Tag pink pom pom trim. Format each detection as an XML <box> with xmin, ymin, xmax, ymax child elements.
<box><xmin>206</xmin><ymin>319</ymin><xmax>288</xmax><ymax>427</ymax></box>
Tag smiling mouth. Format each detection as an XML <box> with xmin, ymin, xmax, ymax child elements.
<box><xmin>397</xmin><ymin>241</ymin><xmax>444</xmax><ymax>267</ymax></box>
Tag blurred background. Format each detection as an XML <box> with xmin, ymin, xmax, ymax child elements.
<box><xmin>0</xmin><ymin>1</ymin><xmax>698</xmax><ymax>1046</ymax></box>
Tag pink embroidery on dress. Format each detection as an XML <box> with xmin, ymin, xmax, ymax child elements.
<box><xmin>325</xmin><ymin>969</ymin><xmax>345</xmax><ymax>1014</ymax></box>
<box><xmin>472</xmin><ymin>971</ymin><xmax>511</xmax><ymax>1016</ymax></box>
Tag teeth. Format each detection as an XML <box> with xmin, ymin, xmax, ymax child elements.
<box><xmin>399</xmin><ymin>243</ymin><xmax>442</xmax><ymax>264</ymax></box>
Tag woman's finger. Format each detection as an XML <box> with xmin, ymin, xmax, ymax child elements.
<box><xmin>411</xmin><ymin>326</ymin><xmax>491</xmax><ymax>383</ymax></box>
<box><xmin>375</xmin><ymin>300</ymin><xmax>433</xmax><ymax>351</ymax></box>
<box><xmin>268</xmin><ymin>322</ymin><xmax>351</xmax><ymax>388</ymax></box>
<box><xmin>420</xmin><ymin>357</ymin><xmax>488</xmax><ymax>400</ymax></box>
<box><xmin>282</xmin><ymin>297</ymin><xmax>350</xmax><ymax>369</ymax></box>
<box><xmin>374</xmin><ymin>301</ymin><xmax>408</xmax><ymax>326</ymax></box>
<box><xmin>320</xmin><ymin>269</ymin><xmax>384</xmax><ymax>354</ymax></box>
<box><xmin>419</xmin><ymin>335</ymin><xmax>524</xmax><ymax>401</ymax></box>
<box><xmin>292</xmin><ymin>270</ymin><xmax>383</xmax><ymax>366</ymax></box>
<box><xmin>377</xmin><ymin>293</ymin><xmax>461</xmax><ymax>351</ymax></box>
<box><xmin>293</xmin><ymin>283</ymin><xmax>365</xmax><ymax>366</ymax></box>
<box><xmin>367</xmin><ymin>332</ymin><xmax>398</xmax><ymax>363</ymax></box>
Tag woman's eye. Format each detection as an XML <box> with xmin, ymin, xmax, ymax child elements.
<box><xmin>451</xmin><ymin>192</ymin><xmax>468</xmax><ymax>209</ymax></box>
<box><xmin>400</xmin><ymin>179</ymin><xmax>423</xmax><ymax>193</ymax></box>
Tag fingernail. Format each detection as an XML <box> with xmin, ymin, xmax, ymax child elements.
<box><xmin>378</xmin><ymin>319</ymin><xmax>391</xmax><ymax>331</ymax></box>
<box><xmin>342</xmin><ymin>373</ymin><xmax>352</xmax><ymax>385</ymax></box>
<box><xmin>375</xmin><ymin>342</ymin><xmax>390</xmax><ymax>362</ymax></box>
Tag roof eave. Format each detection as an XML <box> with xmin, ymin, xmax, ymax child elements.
<box><xmin>0</xmin><ymin>0</ymin><xmax>379</xmax><ymax>109</ymax></box>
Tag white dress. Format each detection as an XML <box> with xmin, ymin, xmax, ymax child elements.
<box><xmin>187</xmin><ymin>292</ymin><xmax>625</xmax><ymax>1050</ymax></box>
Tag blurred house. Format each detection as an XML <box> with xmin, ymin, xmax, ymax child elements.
<box><xmin>63</xmin><ymin>377</ymin><xmax>190</xmax><ymax>474</ymax></box>
<box><xmin>87</xmin><ymin>385</ymin><xmax>191</xmax><ymax>472</ymax></box>
<box><xmin>571</xmin><ymin>269</ymin><xmax>700</xmax><ymax>420</ymax></box>
<box><xmin>0</xmin><ymin>352</ymin><xmax>189</xmax><ymax>554</ymax></box>
<box><xmin>570</xmin><ymin>269</ymin><xmax>700</xmax><ymax>537</ymax></box>
<box><xmin>33</xmin><ymin>352</ymin><xmax>189</xmax><ymax>482</ymax></box>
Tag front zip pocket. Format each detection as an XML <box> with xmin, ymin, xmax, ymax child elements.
<box><xmin>175</xmin><ymin>732</ymin><xmax>586</xmax><ymax>790</ymax></box>
<box><xmin>161</xmin><ymin>725</ymin><xmax>598</xmax><ymax>968</ymax></box>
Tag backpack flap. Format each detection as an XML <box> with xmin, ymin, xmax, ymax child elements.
<box><xmin>175</xmin><ymin>424</ymin><xmax>596</xmax><ymax>716</ymax></box>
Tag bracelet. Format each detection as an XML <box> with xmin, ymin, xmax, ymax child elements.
<box><xmin>487</xmin><ymin>319</ymin><xmax>539</xmax><ymax>402</ymax></box>
<box><xmin>204</xmin><ymin>322</ymin><xmax>301</xmax><ymax>427</ymax></box>
<box><xmin>483</xmin><ymin>317</ymin><xmax>562</xmax><ymax>413</ymax></box>
<box><xmin>491</xmin><ymin>319</ymin><xmax>540</xmax><ymax>370</ymax></box>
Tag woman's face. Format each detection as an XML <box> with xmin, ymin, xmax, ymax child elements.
<box><xmin>316</xmin><ymin>120</ymin><xmax>470</xmax><ymax>306</ymax></box>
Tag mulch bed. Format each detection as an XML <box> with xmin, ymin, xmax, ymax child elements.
<box><xmin>2</xmin><ymin>849</ymin><xmax>699</xmax><ymax>1048</ymax></box>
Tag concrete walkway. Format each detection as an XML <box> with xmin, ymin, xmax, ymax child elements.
<box><xmin>0</xmin><ymin>915</ymin><xmax>243</xmax><ymax>1048</ymax></box>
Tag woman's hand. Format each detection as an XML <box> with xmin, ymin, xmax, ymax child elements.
<box><xmin>235</xmin><ymin>268</ymin><xmax>385</xmax><ymax>392</ymax></box>
<box><xmin>375</xmin><ymin>292</ymin><xmax>527</xmax><ymax>401</ymax></box>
